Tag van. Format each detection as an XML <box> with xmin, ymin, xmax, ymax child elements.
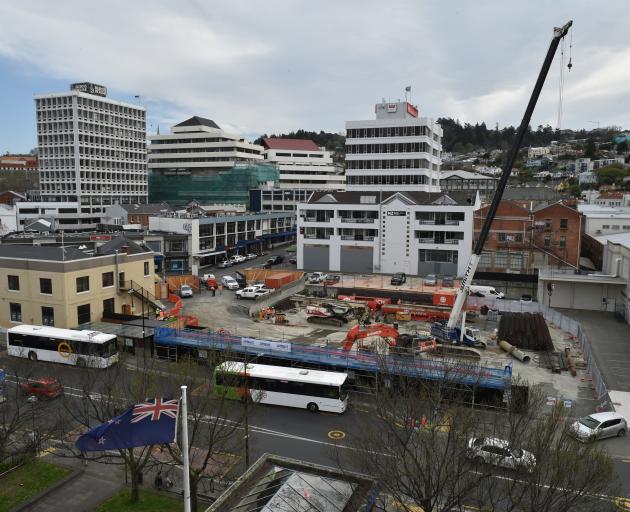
<box><xmin>469</xmin><ymin>285</ymin><xmax>504</xmax><ymax>299</ymax></box>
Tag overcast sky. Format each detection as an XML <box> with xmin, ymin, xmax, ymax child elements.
<box><xmin>1</xmin><ymin>0</ymin><xmax>629</xmax><ymax>153</ymax></box>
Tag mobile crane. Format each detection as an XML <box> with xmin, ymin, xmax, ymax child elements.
<box><xmin>434</xmin><ymin>21</ymin><xmax>573</xmax><ymax>345</ymax></box>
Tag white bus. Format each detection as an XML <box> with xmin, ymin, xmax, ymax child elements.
<box><xmin>213</xmin><ymin>361</ymin><xmax>349</xmax><ymax>414</ymax></box>
<box><xmin>7</xmin><ymin>325</ymin><xmax>119</xmax><ymax>368</ymax></box>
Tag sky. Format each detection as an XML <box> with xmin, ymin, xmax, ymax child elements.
<box><xmin>1</xmin><ymin>0</ymin><xmax>629</xmax><ymax>154</ymax></box>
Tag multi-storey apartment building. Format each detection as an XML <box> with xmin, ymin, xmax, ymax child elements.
<box><xmin>345</xmin><ymin>100</ymin><xmax>442</xmax><ymax>192</ymax></box>
<box><xmin>35</xmin><ymin>82</ymin><xmax>148</xmax><ymax>226</ymax></box>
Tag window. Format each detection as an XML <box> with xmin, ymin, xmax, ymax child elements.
<box><xmin>8</xmin><ymin>275</ymin><xmax>19</xmax><ymax>291</ymax></box>
<box><xmin>144</xmin><ymin>261</ymin><xmax>150</xmax><ymax>276</ymax></box>
<box><xmin>560</xmin><ymin>218</ymin><xmax>568</xmax><ymax>229</ymax></box>
<box><xmin>544</xmin><ymin>235</ymin><xmax>551</xmax><ymax>247</ymax></box>
<box><xmin>602</xmin><ymin>225</ymin><xmax>610</xmax><ymax>229</ymax></box>
<box><xmin>544</xmin><ymin>219</ymin><xmax>552</xmax><ymax>229</ymax></box>
<box><xmin>77</xmin><ymin>304</ymin><xmax>91</xmax><ymax>324</ymax></box>
<box><xmin>498</xmin><ymin>233</ymin><xmax>506</xmax><ymax>242</ymax></box>
<box><xmin>559</xmin><ymin>236</ymin><xmax>566</xmax><ymax>248</ymax></box>
<box><xmin>102</xmin><ymin>271</ymin><xmax>114</xmax><ymax>288</ymax></box>
<box><xmin>41</xmin><ymin>306</ymin><xmax>54</xmax><ymax>326</ymax></box>
<box><xmin>76</xmin><ymin>276</ymin><xmax>90</xmax><ymax>293</ymax></box>
<box><xmin>495</xmin><ymin>252</ymin><xmax>508</xmax><ymax>268</ymax></box>
<box><xmin>40</xmin><ymin>278</ymin><xmax>53</xmax><ymax>294</ymax></box>
<box><xmin>612</xmin><ymin>225</ymin><xmax>620</xmax><ymax>230</ymax></box>
<box><xmin>103</xmin><ymin>298</ymin><xmax>115</xmax><ymax>314</ymax></box>
<box><xmin>10</xmin><ymin>302</ymin><xmax>21</xmax><ymax>322</ymax></box>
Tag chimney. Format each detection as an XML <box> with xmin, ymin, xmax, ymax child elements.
<box><xmin>121</xmin><ymin>245</ymin><xmax>129</xmax><ymax>255</ymax></box>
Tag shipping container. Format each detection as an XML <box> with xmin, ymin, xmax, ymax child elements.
<box><xmin>433</xmin><ymin>290</ymin><xmax>457</xmax><ymax>307</ymax></box>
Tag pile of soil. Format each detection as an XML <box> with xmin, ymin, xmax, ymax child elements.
<box><xmin>497</xmin><ymin>312</ymin><xmax>554</xmax><ymax>351</ymax></box>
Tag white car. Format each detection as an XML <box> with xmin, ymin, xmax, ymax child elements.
<box><xmin>236</xmin><ymin>286</ymin><xmax>271</xmax><ymax>299</ymax></box>
<box><xmin>570</xmin><ymin>412</ymin><xmax>627</xmax><ymax>442</ymax></box>
<box><xmin>217</xmin><ymin>259</ymin><xmax>232</xmax><ymax>269</ymax></box>
<box><xmin>308</xmin><ymin>272</ymin><xmax>325</xmax><ymax>283</ymax></box>
<box><xmin>221</xmin><ymin>276</ymin><xmax>240</xmax><ymax>290</ymax></box>
<box><xmin>179</xmin><ymin>284</ymin><xmax>194</xmax><ymax>298</ymax></box>
<box><xmin>467</xmin><ymin>437</ymin><xmax>536</xmax><ymax>473</ymax></box>
<box><xmin>246</xmin><ymin>253</ymin><xmax>258</xmax><ymax>260</ymax></box>
<box><xmin>201</xmin><ymin>273</ymin><xmax>215</xmax><ymax>282</ymax></box>
<box><xmin>231</xmin><ymin>255</ymin><xmax>246</xmax><ymax>264</ymax></box>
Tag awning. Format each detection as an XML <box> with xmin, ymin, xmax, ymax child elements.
<box><xmin>260</xmin><ymin>230</ymin><xmax>297</xmax><ymax>240</ymax></box>
<box><xmin>237</xmin><ymin>239</ymin><xmax>262</xmax><ymax>247</ymax></box>
<box><xmin>579</xmin><ymin>256</ymin><xmax>597</xmax><ymax>271</ymax></box>
<box><xmin>193</xmin><ymin>250</ymin><xmax>226</xmax><ymax>258</ymax></box>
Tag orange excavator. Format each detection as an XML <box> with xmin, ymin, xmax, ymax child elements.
<box><xmin>343</xmin><ymin>323</ymin><xmax>436</xmax><ymax>355</ymax></box>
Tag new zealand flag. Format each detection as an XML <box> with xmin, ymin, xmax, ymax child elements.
<box><xmin>75</xmin><ymin>398</ymin><xmax>179</xmax><ymax>451</ymax></box>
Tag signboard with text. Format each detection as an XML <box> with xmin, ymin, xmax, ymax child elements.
<box><xmin>241</xmin><ymin>337</ymin><xmax>291</xmax><ymax>353</ymax></box>
<box><xmin>71</xmin><ymin>82</ymin><xmax>108</xmax><ymax>97</ymax></box>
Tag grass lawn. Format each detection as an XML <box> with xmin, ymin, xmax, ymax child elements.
<box><xmin>96</xmin><ymin>488</ymin><xmax>184</xmax><ymax>512</ymax></box>
<box><xmin>0</xmin><ymin>460</ymin><xmax>72</xmax><ymax>512</ymax></box>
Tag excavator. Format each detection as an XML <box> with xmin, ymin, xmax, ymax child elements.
<box><xmin>434</xmin><ymin>21</ymin><xmax>573</xmax><ymax>346</ymax></box>
<box><xmin>343</xmin><ymin>323</ymin><xmax>436</xmax><ymax>356</ymax></box>
<box><xmin>306</xmin><ymin>302</ymin><xmax>354</xmax><ymax>327</ymax></box>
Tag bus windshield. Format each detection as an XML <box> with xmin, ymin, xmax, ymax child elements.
<box><xmin>339</xmin><ymin>382</ymin><xmax>350</xmax><ymax>401</ymax></box>
<box><xmin>98</xmin><ymin>339</ymin><xmax>118</xmax><ymax>358</ymax></box>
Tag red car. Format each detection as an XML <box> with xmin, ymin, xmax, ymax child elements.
<box><xmin>19</xmin><ymin>378</ymin><xmax>64</xmax><ymax>399</ymax></box>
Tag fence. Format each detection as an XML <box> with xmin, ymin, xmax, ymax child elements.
<box><xmin>468</xmin><ymin>297</ymin><xmax>612</xmax><ymax>411</ymax></box>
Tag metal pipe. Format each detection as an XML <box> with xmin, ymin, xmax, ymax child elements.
<box><xmin>499</xmin><ymin>339</ymin><xmax>531</xmax><ymax>363</ymax></box>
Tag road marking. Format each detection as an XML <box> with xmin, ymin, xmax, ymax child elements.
<box><xmin>328</xmin><ymin>430</ymin><xmax>346</xmax><ymax>440</ymax></box>
<box><xmin>622</xmin><ymin>459</ymin><xmax>630</xmax><ymax>464</ymax></box>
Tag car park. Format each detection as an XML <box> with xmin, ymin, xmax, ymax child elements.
<box><xmin>390</xmin><ymin>272</ymin><xmax>406</xmax><ymax>285</ymax></box>
<box><xmin>20</xmin><ymin>378</ymin><xmax>64</xmax><ymax>399</ymax></box>
<box><xmin>179</xmin><ymin>284</ymin><xmax>194</xmax><ymax>298</ymax></box>
<box><xmin>424</xmin><ymin>274</ymin><xmax>438</xmax><ymax>286</ymax></box>
<box><xmin>221</xmin><ymin>276</ymin><xmax>240</xmax><ymax>290</ymax></box>
<box><xmin>570</xmin><ymin>412</ymin><xmax>627</xmax><ymax>442</ymax></box>
<box><xmin>467</xmin><ymin>437</ymin><xmax>536</xmax><ymax>472</ymax></box>
<box><xmin>217</xmin><ymin>259</ymin><xmax>232</xmax><ymax>269</ymax></box>
<box><xmin>236</xmin><ymin>286</ymin><xmax>272</xmax><ymax>299</ymax></box>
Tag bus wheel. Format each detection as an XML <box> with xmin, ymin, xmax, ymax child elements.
<box><xmin>76</xmin><ymin>358</ymin><xmax>87</xmax><ymax>368</ymax></box>
<box><xmin>307</xmin><ymin>402</ymin><xmax>319</xmax><ymax>413</ymax></box>
<box><xmin>28</xmin><ymin>351</ymin><xmax>37</xmax><ymax>362</ymax></box>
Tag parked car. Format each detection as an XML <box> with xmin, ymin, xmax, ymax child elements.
<box><xmin>424</xmin><ymin>274</ymin><xmax>438</xmax><ymax>286</ymax></box>
<box><xmin>179</xmin><ymin>284</ymin><xmax>194</xmax><ymax>298</ymax></box>
<box><xmin>391</xmin><ymin>272</ymin><xmax>407</xmax><ymax>286</ymax></box>
<box><xmin>308</xmin><ymin>272</ymin><xmax>325</xmax><ymax>283</ymax></box>
<box><xmin>217</xmin><ymin>259</ymin><xmax>232</xmax><ymax>269</ymax></box>
<box><xmin>231</xmin><ymin>255</ymin><xmax>246</xmax><ymax>264</ymax></box>
<box><xmin>246</xmin><ymin>253</ymin><xmax>258</xmax><ymax>260</ymax></box>
<box><xmin>441</xmin><ymin>275</ymin><xmax>455</xmax><ymax>288</ymax></box>
<box><xmin>467</xmin><ymin>437</ymin><xmax>536</xmax><ymax>473</ymax></box>
<box><xmin>221</xmin><ymin>276</ymin><xmax>240</xmax><ymax>290</ymax></box>
<box><xmin>323</xmin><ymin>274</ymin><xmax>341</xmax><ymax>285</ymax></box>
<box><xmin>570</xmin><ymin>412</ymin><xmax>627</xmax><ymax>442</ymax></box>
<box><xmin>520</xmin><ymin>294</ymin><xmax>533</xmax><ymax>303</ymax></box>
<box><xmin>267</xmin><ymin>255</ymin><xmax>284</xmax><ymax>265</ymax></box>
<box><xmin>201</xmin><ymin>273</ymin><xmax>215</xmax><ymax>282</ymax></box>
<box><xmin>20</xmin><ymin>378</ymin><xmax>64</xmax><ymax>399</ymax></box>
<box><xmin>470</xmin><ymin>285</ymin><xmax>505</xmax><ymax>299</ymax></box>
<box><xmin>289</xmin><ymin>257</ymin><xmax>297</xmax><ymax>265</ymax></box>
<box><xmin>233</xmin><ymin>271</ymin><xmax>247</xmax><ymax>288</ymax></box>
<box><xmin>236</xmin><ymin>286</ymin><xmax>271</xmax><ymax>299</ymax></box>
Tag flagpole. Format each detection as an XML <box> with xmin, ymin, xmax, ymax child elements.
<box><xmin>181</xmin><ymin>386</ymin><xmax>191</xmax><ymax>512</ymax></box>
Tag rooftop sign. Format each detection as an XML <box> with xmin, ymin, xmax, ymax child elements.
<box><xmin>70</xmin><ymin>82</ymin><xmax>108</xmax><ymax>97</ymax></box>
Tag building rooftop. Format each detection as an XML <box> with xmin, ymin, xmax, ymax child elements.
<box><xmin>539</xmin><ymin>268</ymin><xmax>627</xmax><ymax>285</ymax></box>
<box><xmin>262</xmin><ymin>138</ymin><xmax>320</xmax><ymax>151</ymax></box>
<box><xmin>594</xmin><ymin>232</ymin><xmax>630</xmax><ymax>249</ymax></box>
<box><xmin>503</xmin><ymin>186</ymin><xmax>566</xmax><ymax>202</ymax></box>
<box><xmin>173</xmin><ymin>116</ymin><xmax>220</xmax><ymax>129</ymax></box>
<box><xmin>119</xmin><ymin>203</ymin><xmax>172</xmax><ymax>215</ymax></box>
<box><xmin>307</xmin><ymin>190</ymin><xmax>478</xmax><ymax>206</ymax></box>
<box><xmin>205</xmin><ymin>454</ymin><xmax>377</xmax><ymax>512</ymax></box>
<box><xmin>440</xmin><ymin>170</ymin><xmax>495</xmax><ymax>180</ymax></box>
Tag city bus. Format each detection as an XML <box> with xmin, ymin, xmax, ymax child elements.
<box><xmin>6</xmin><ymin>325</ymin><xmax>119</xmax><ymax>368</ymax></box>
<box><xmin>213</xmin><ymin>361</ymin><xmax>349</xmax><ymax>413</ymax></box>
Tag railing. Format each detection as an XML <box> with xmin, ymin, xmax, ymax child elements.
<box><xmin>340</xmin><ymin>235</ymin><xmax>375</xmax><ymax>241</ymax></box>
<box><xmin>304</xmin><ymin>234</ymin><xmax>332</xmax><ymax>240</ymax></box>
<box><xmin>120</xmin><ymin>280</ymin><xmax>164</xmax><ymax>310</ymax></box>
<box><xmin>444</xmin><ymin>239</ymin><xmax>461</xmax><ymax>245</ymax></box>
<box><xmin>340</xmin><ymin>218</ymin><xmax>377</xmax><ymax>223</ymax></box>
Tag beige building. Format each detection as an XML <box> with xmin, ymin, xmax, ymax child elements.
<box><xmin>0</xmin><ymin>237</ymin><xmax>156</xmax><ymax>329</ymax></box>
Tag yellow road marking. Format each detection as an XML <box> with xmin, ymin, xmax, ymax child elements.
<box><xmin>328</xmin><ymin>430</ymin><xmax>346</xmax><ymax>440</ymax></box>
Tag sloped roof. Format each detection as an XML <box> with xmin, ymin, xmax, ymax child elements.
<box><xmin>308</xmin><ymin>190</ymin><xmax>477</xmax><ymax>206</ymax></box>
<box><xmin>97</xmin><ymin>235</ymin><xmax>152</xmax><ymax>255</ymax></box>
<box><xmin>174</xmin><ymin>116</ymin><xmax>220</xmax><ymax>129</ymax></box>
<box><xmin>503</xmin><ymin>187</ymin><xmax>565</xmax><ymax>201</ymax></box>
<box><xmin>0</xmin><ymin>244</ymin><xmax>93</xmax><ymax>261</ymax></box>
<box><xmin>262</xmin><ymin>138</ymin><xmax>320</xmax><ymax>151</ymax></box>
<box><xmin>120</xmin><ymin>202</ymin><xmax>172</xmax><ymax>214</ymax></box>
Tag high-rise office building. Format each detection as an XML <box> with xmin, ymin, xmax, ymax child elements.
<box><xmin>35</xmin><ymin>82</ymin><xmax>147</xmax><ymax>223</ymax></box>
<box><xmin>345</xmin><ymin>100</ymin><xmax>442</xmax><ymax>192</ymax></box>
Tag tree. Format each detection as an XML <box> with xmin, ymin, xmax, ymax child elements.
<box><xmin>617</xmin><ymin>140</ymin><xmax>629</xmax><ymax>154</ymax></box>
<box><xmin>340</xmin><ymin>363</ymin><xmax>619</xmax><ymax>511</ymax></box>
<box><xmin>584</xmin><ymin>138</ymin><xmax>598</xmax><ymax>159</ymax></box>
<box><xmin>596</xmin><ymin>164</ymin><xmax>628</xmax><ymax>186</ymax></box>
<box><xmin>162</xmin><ymin>356</ymin><xmax>246</xmax><ymax>512</ymax></box>
<box><xmin>55</xmin><ymin>360</ymin><xmax>161</xmax><ymax>502</ymax></box>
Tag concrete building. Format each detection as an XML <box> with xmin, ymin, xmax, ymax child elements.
<box><xmin>35</xmin><ymin>82</ymin><xmax>148</xmax><ymax>218</ymax></box>
<box><xmin>102</xmin><ymin>203</ymin><xmax>172</xmax><ymax>228</ymax></box>
<box><xmin>148</xmin><ymin>116</ymin><xmax>263</xmax><ymax>175</ymax></box>
<box><xmin>297</xmin><ymin>190</ymin><xmax>479</xmax><ymax>276</ymax></box>
<box><xmin>0</xmin><ymin>204</ymin><xmax>17</xmax><ymax>234</ymax></box>
<box><xmin>594</xmin><ymin>192</ymin><xmax>630</xmax><ymax>208</ymax></box>
<box><xmin>439</xmin><ymin>170</ymin><xmax>498</xmax><ymax>200</ymax></box>
<box><xmin>249</xmin><ymin>187</ymin><xmax>313</xmax><ymax>212</ymax></box>
<box><xmin>577</xmin><ymin>204</ymin><xmax>630</xmax><ymax>236</ymax></box>
<box><xmin>474</xmin><ymin>200</ymin><xmax>582</xmax><ymax>274</ymax></box>
<box><xmin>16</xmin><ymin>201</ymin><xmax>83</xmax><ymax>232</ymax></box>
<box><xmin>149</xmin><ymin>210</ymin><xmax>295</xmax><ymax>272</ymax></box>
<box><xmin>527</xmin><ymin>146</ymin><xmax>551</xmax><ymax>159</ymax></box>
<box><xmin>0</xmin><ymin>236</ymin><xmax>155</xmax><ymax>329</ymax></box>
<box><xmin>345</xmin><ymin>100</ymin><xmax>442</xmax><ymax>192</ymax></box>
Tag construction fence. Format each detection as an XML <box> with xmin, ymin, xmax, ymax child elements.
<box><xmin>468</xmin><ymin>297</ymin><xmax>612</xmax><ymax>411</ymax></box>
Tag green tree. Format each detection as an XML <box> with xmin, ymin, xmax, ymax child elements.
<box><xmin>596</xmin><ymin>164</ymin><xmax>627</xmax><ymax>186</ymax></box>
<box><xmin>584</xmin><ymin>138</ymin><xmax>598</xmax><ymax>159</ymax></box>
<box><xmin>617</xmin><ymin>140</ymin><xmax>629</xmax><ymax>154</ymax></box>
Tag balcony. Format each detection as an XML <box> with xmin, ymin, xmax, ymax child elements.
<box><xmin>341</xmin><ymin>235</ymin><xmax>375</xmax><ymax>241</ymax></box>
<box><xmin>339</xmin><ymin>217</ymin><xmax>377</xmax><ymax>223</ymax></box>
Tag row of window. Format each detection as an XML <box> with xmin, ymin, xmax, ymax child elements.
<box><xmin>346</xmin><ymin>126</ymin><xmax>434</xmax><ymax>139</ymax></box>
<box><xmin>37</xmin><ymin>97</ymin><xmax>145</xmax><ymax>119</ymax></box>
<box><xmin>9</xmin><ymin>300</ymin><xmax>113</xmax><ymax>326</ymax></box>
<box><xmin>346</xmin><ymin>158</ymin><xmax>433</xmax><ymax>170</ymax></box>
<box><xmin>215</xmin><ymin>373</ymin><xmax>342</xmax><ymax>399</ymax></box>
<box><xmin>346</xmin><ymin>142</ymin><xmax>432</xmax><ymax>155</ymax></box>
<box><xmin>150</xmin><ymin>147</ymin><xmax>262</xmax><ymax>155</ymax></box>
<box><xmin>346</xmin><ymin>175</ymin><xmax>434</xmax><ymax>186</ymax></box>
<box><xmin>6</xmin><ymin>266</ymin><xmax>149</xmax><ymax>295</ymax></box>
<box><xmin>601</xmin><ymin>224</ymin><xmax>630</xmax><ymax>230</ymax></box>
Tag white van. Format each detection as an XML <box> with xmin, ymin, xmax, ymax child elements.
<box><xmin>469</xmin><ymin>285</ymin><xmax>504</xmax><ymax>299</ymax></box>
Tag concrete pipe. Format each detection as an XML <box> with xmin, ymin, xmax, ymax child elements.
<box><xmin>499</xmin><ymin>340</ymin><xmax>531</xmax><ymax>363</ymax></box>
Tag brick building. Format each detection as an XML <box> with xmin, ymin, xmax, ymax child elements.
<box><xmin>474</xmin><ymin>200</ymin><xmax>582</xmax><ymax>274</ymax></box>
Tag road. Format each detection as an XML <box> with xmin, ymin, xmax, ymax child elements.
<box><xmin>2</xmin><ymin>351</ymin><xmax>629</xmax><ymax>510</ymax></box>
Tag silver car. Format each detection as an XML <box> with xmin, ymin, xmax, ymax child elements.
<box><xmin>179</xmin><ymin>284</ymin><xmax>193</xmax><ymax>298</ymax></box>
<box><xmin>467</xmin><ymin>437</ymin><xmax>536</xmax><ymax>473</ymax></box>
<box><xmin>570</xmin><ymin>412</ymin><xmax>627</xmax><ymax>442</ymax></box>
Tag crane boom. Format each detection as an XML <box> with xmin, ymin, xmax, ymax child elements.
<box><xmin>446</xmin><ymin>21</ymin><xmax>573</xmax><ymax>331</ymax></box>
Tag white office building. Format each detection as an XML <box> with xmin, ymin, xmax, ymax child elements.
<box><xmin>297</xmin><ymin>190</ymin><xmax>479</xmax><ymax>276</ymax></box>
<box><xmin>345</xmin><ymin>101</ymin><xmax>442</xmax><ymax>192</ymax></box>
<box><xmin>35</xmin><ymin>82</ymin><xmax>147</xmax><ymax>222</ymax></box>
<box><xmin>148</xmin><ymin>116</ymin><xmax>264</xmax><ymax>175</ymax></box>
